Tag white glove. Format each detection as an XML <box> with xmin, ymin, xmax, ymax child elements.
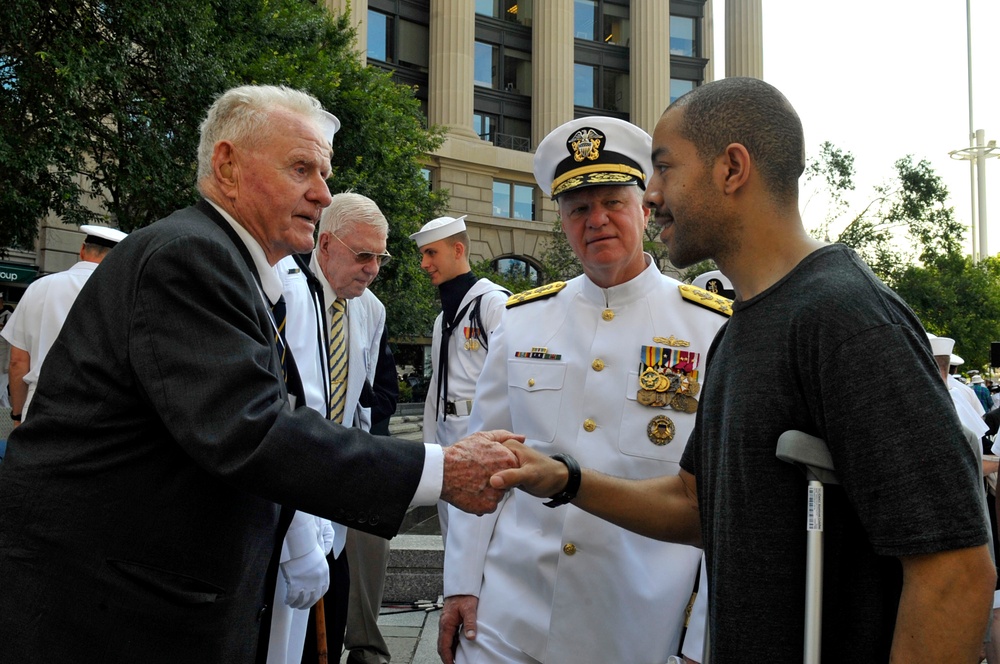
<box><xmin>279</xmin><ymin>542</ymin><xmax>330</xmax><ymax>610</ymax></box>
<box><xmin>318</xmin><ymin>518</ymin><xmax>335</xmax><ymax>556</ymax></box>
<box><xmin>279</xmin><ymin>515</ymin><xmax>330</xmax><ymax>610</ymax></box>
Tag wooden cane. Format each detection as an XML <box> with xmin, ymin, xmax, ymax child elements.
<box><xmin>315</xmin><ymin>596</ymin><xmax>328</xmax><ymax>664</ymax></box>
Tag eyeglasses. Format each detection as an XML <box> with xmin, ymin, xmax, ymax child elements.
<box><xmin>331</xmin><ymin>232</ymin><xmax>392</xmax><ymax>267</ymax></box>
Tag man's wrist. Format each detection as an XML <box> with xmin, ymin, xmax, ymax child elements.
<box><xmin>543</xmin><ymin>453</ymin><xmax>581</xmax><ymax>508</ymax></box>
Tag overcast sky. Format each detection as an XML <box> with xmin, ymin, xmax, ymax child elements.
<box><xmin>711</xmin><ymin>0</ymin><xmax>1000</xmax><ymax>256</ymax></box>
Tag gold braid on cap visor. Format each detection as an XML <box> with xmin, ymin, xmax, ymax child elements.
<box><xmin>550</xmin><ymin>163</ymin><xmax>646</xmax><ymax>197</ymax></box>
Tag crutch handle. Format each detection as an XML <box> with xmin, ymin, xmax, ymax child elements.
<box><xmin>776</xmin><ymin>430</ymin><xmax>838</xmax><ymax>485</ymax></box>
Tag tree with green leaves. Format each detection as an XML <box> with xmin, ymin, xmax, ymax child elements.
<box><xmin>0</xmin><ymin>1</ymin><xmax>225</xmax><ymax>244</ymax></box>
<box><xmin>893</xmin><ymin>253</ymin><xmax>1000</xmax><ymax>372</ymax></box>
<box><xmin>1</xmin><ymin>0</ymin><xmax>445</xmax><ymax>335</ymax></box>
<box><xmin>806</xmin><ymin>141</ymin><xmax>1000</xmax><ymax>371</ymax></box>
<box><xmin>805</xmin><ymin>142</ymin><xmax>966</xmax><ymax>281</ymax></box>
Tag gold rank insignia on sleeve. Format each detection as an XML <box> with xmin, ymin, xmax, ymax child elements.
<box><xmin>506</xmin><ymin>281</ymin><xmax>567</xmax><ymax>309</ymax></box>
<box><xmin>678</xmin><ymin>284</ymin><xmax>734</xmax><ymax>317</ymax></box>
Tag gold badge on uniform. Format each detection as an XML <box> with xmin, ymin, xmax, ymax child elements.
<box><xmin>647</xmin><ymin>414</ymin><xmax>676</xmax><ymax>445</ymax></box>
<box><xmin>636</xmin><ymin>345</ymin><xmax>703</xmax><ymax>438</ymax></box>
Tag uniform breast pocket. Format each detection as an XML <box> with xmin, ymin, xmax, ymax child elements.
<box><xmin>507</xmin><ymin>360</ymin><xmax>567</xmax><ymax>443</ymax></box>
<box><xmin>619</xmin><ymin>370</ymin><xmax>690</xmax><ymax>464</ymax></box>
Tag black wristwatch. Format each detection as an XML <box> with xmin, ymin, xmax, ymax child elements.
<box><xmin>543</xmin><ymin>453</ymin><xmax>582</xmax><ymax>508</ymax></box>
<box><xmin>10</xmin><ymin>411</ymin><xmax>21</xmax><ymax>422</ymax></box>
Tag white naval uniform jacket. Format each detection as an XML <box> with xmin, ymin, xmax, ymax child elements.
<box><xmin>422</xmin><ymin>277</ymin><xmax>507</xmax><ymax>447</ymax></box>
<box><xmin>444</xmin><ymin>259</ymin><xmax>729</xmax><ymax>664</ymax></box>
<box><xmin>1</xmin><ymin>260</ymin><xmax>99</xmax><ymax>419</ymax></box>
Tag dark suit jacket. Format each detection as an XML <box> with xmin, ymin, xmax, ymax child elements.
<box><xmin>0</xmin><ymin>201</ymin><xmax>425</xmax><ymax>663</ymax></box>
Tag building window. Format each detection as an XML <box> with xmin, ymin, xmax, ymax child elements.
<box><xmin>492</xmin><ymin>257</ymin><xmax>541</xmax><ymax>286</ymax></box>
<box><xmin>474</xmin><ymin>113</ymin><xmax>497</xmax><ymax>141</ymax></box>
<box><xmin>476</xmin><ymin>0</ymin><xmax>533</xmax><ymax>26</ymax></box>
<box><xmin>574</xmin><ymin>0</ymin><xmax>630</xmax><ymax>45</ymax></box>
<box><xmin>475</xmin><ymin>41</ymin><xmax>531</xmax><ymax>95</ymax></box>
<box><xmin>575</xmin><ymin>63</ymin><xmax>629</xmax><ymax>113</ymax></box>
<box><xmin>574</xmin><ymin>63</ymin><xmax>596</xmax><ymax>107</ymax></box>
<box><xmin>670</xmin><ymin>78</ymin><xmax>695</xmax><ymax>103</ymax></box>
<box><xmin>367</xmin><ymin>10</ymin><xmax>392</xmax><ymax>61</ymax></box>
<box><xmin>474</xmin><ymin>10</ymin><xmax>532</xmax><ymax>151</ymax></box>
<box><xmin>474</xmin><ymin>41</ymin><xmax>496</xmax><ymax>88</ymax></box>
<box><xmin>574</xmin><ymin>0</ymin><xmax>598</xmax><ymax>40</ymax></box>
<box><xmin>421</xmin><ymin>167</ymin><xmax>433</xmax><ymax>190</ymax></box>
<box><xmin>366</xmin><ymin>8</ymin><xmax>428</xmax><ymax>70</ymax></box>
<box><xmin>493</xmin><ymin>181</ymin><xmax>535</xmax><ymax>220</ymax></box>
<box><xmin>670</xmin><ymin>15</ymin><xmax>696</xmax><ymax>57</ymax></box>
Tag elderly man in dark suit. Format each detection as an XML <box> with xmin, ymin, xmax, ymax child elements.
<box><xmin>0</xmin><ymin>84</ymin><xmax>517</xmax><ymax>664</ymax></box>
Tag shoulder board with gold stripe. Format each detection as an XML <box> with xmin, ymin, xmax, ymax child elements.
<box><xmin>678</xmin><ymin>284</ymin><xmax>733</xmax><ymax>317</ymax></box>
<box><xmin>506</xmin><ymin>281</ymin><xmax>567</xmax><ymax>309</ymax></box>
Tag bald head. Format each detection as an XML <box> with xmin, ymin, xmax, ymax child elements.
<box><xmin>668</xmin><ymin>77</ymin><xmax>805</xmax><ymax>207</ymax></box>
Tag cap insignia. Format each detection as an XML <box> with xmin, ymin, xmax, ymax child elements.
<box><xmin>569</xmin><ymin>128</ymin><xmax>604</xmax><ymax>162</ymax></box>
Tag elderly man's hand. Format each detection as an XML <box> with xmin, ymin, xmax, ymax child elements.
<box><xmin>441</xmin><ymin>430</ymin><xmax>522</xmax><ymax>515</ymax></box>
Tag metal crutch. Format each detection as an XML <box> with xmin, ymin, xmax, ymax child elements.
<box><xmin>776</xmin><ymin>430</ymin><xmax>839</xmax><ymax>664</ymax></box>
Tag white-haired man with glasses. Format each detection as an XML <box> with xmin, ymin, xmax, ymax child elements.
<box><xmin>309</xmin><ymin>191</ymin><xmax>395</xmax><ymax>664</ymax></box>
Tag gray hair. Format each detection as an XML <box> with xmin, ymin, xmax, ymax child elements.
<box><xmin>196</xmin><ymin>85</ymin><xmax>326</xmax><ymax>183</ymax></box>
<box><xmin>318</xmin><ymin>192</ymin><xmax>389</xmax><ymax>237</ymax></box>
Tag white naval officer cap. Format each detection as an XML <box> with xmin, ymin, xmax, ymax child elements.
<box><xmin>533</xmin><ymin>116</ymin><xmax>652</xmax><ymax>199</ymax></box>
<box><xmin>926</xmin><ymin>333</ymin><xmax>956</xmax><ymax>358</ymax></box>
<box><xmin>691</xmin><ymin>270</ymin><xmax>734</xmax><ymax>299</ymax></box>
<box><xmin>80</xmin><ymin>224</ymin><xmax>127</xmax><ymax>249</ymax></box>
<box><xmin>318</xmin><ymin>110</ymin><xmax>341</xmax><ymax>144</ymax></box>
<box><xmin>409</xmin><ymin>215</ymin><xmax>467</xmax><ymax>248</ymax></box>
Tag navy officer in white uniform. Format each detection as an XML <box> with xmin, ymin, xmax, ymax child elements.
<box><xmin>438</xmin><ymin>117</ymin><xmax>732</xmax><ymax>664</ymax></box>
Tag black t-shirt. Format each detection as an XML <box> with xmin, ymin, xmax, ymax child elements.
<box><xmin>681</xmin><ymin>244</ymin><xmax>988</xmax><ymax>661</ymax></box>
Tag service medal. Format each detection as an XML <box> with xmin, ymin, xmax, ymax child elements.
<box><xmin>639</xmin><ymin>367</ymin><xmax>661</xmax><ymax>391</ymax></box>
<box><xmin>670</xmin><ymin>393</ymin><xmax>698</xmax><ymax>413</ymax></box>
<box><xmin>647</xmin><ymin>415</ymin><xmax>676</xmax><ymax>445</ymax></box>
<box><xmin>637</xmin><ymin>389</ymin><xmax>657</xmax><ymax>406</ymax></box>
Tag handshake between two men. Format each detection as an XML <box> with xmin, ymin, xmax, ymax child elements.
<box><xmin>439</xmin><ymin>430</ymin><xmax>528</xmax><ymax>515</ymax></box>
<box><xmin>441</xmin><ymin>433</ymin><xmax>583</xmax><ymax>517</ymax></box>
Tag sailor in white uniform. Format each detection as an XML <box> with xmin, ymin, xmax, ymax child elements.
<box><xmin>411</xmin><ymin>215</ymin><xmax>508</xmax><ymax>539</ymax></box>
<box><xmin>2</xmin><ymin>225</ymin><xmax>127</xmax><ymax>424</ymax></box>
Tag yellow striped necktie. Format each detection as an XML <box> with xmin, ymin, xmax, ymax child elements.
<box><xmin>328</xmin><ymin>298</ymin><xmax>348</xmax><ymax>423</ymax></box>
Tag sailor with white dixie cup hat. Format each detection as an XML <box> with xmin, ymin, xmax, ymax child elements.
<box><xmin>410</xmin><ymin>214</ymin><xmax>509</xmax><ymax>539</ymax></box>
<box><xmin>2</xmin><ymin>224</ymin><xmax>127</xmax><ymax>423</ymax></box>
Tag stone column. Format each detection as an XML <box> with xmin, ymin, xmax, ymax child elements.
<box><xmin>531</xmin><ymin>0</ymin><xmax>574</xmax><ymax>148</ymax></box>
<box><xmin>323</xmin><ymin>0</ymin><xmax>368</xmax><ymax>62</ymax></box>
<box><xmin>630</xmin><ymin>0</ymin><xmax>671</xmax><ymax>134</ymax></box>
<box><xmin>428</xmin><ymin>0</ymin><xmax>478</xmax><ymax>139</ymax></box>
<box><xmin>703</xmin><ymin>0</ymin><xmax>715</xmax><ymax>83</ymax></box>
<box><xmin>725</xmin><ymin>0</ymin><xmax>763</xmax><ymax>79</ymax></box>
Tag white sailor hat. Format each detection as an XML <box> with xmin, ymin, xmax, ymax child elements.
<box><xmin>951</xmin><ymin>354</ymin><xmax>964</xmax><ymax>367</ymax></box>
<box><xmin>533</xmin><ymin>116</ymin><xmax>652</xmax><ymax>199</ymax></box>
<box><xmin>80</xmin><ymin>225</ymin><xmax>127</xmax><ymax>248</ymax></box>
<box><xmin>318</xmin><ymin>110</ymin><xmax>341</xmax><ymax>144</ymax></box>
<box><xmin>409</xmin><ymin>215</ymin><xmax>467</xmax><ymax>248</ymax></box>
<box><xmin>926</xmin><ymin>334</ymin><xmax>956</xmax><ymax>358</ymax></box>
<box><xmin>691</xmin><ymin>270</ymin><xmax>734</xmax><ymax>299</ymax></box>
